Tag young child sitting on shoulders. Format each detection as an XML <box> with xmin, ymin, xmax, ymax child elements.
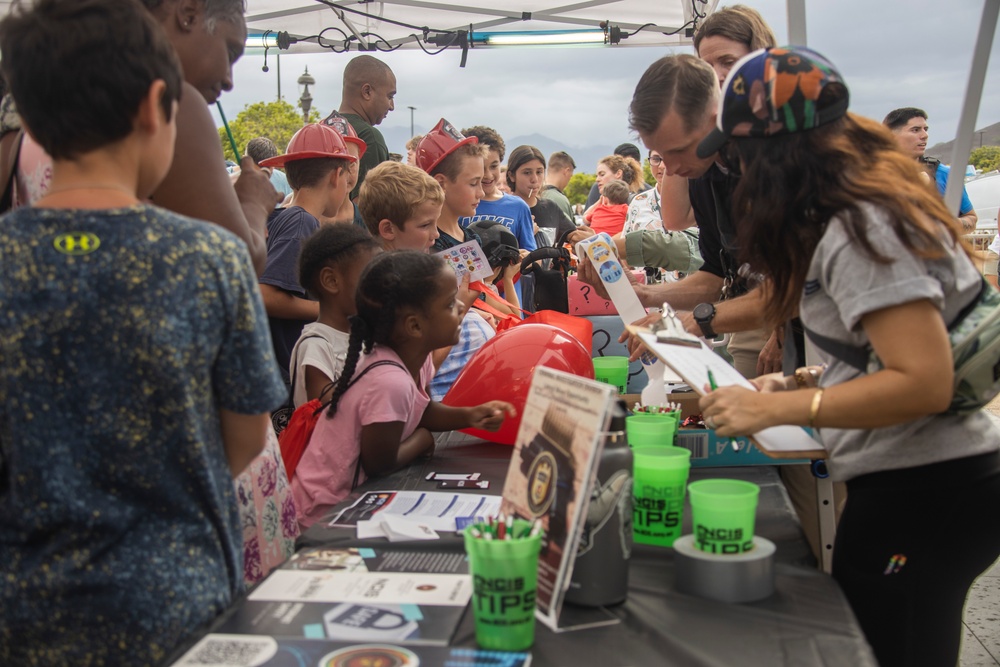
<box><xmin>291</xmin><ymin>251</ymin><xmax>515</xmax><ymax>527</ymax></box>
<box><xmin>289</xmin><ymin>225</ymin><xmax>381</xmax><ymax>407</ymax></box>
<box><xmin>258</xmin><ymin>124</ymin><xmax>357</xmax><ymax>387</ymax></box>
<box><xmin>584</xmin><ymin>178</ymin><xmax>631</xmax><ymax>236</ymax></box>
<box><xmin>359</xmin><ymin>160</ymin><xmax>444</xmax><ymax>252</ymax></box>
<box><xmin>0</xmin><ymin>1</ymin><xmax>286</xmax><ymax>663</ymax></box>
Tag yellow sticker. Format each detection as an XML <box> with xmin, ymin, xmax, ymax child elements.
<box><xmin>53</xmin><ymin>232</ymin><xmax>100</xmax><ymax>255</ymax></box>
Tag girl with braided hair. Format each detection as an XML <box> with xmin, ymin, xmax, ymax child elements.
<box><xmin>291</xmin><ymin>251</ymin><xmax>515</xmax><ymax>527</ymax></box>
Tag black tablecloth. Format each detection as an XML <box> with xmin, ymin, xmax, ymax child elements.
<box><xmin>292</xmin><ymin>434</ymin><xmax>877</xmax><ymax>667</ymax></box>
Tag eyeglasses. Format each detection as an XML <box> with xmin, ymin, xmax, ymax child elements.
<box><xmin>648</xmin><ymin>155</ymin><xmax>663</xmax><ymax>165</ymax></box>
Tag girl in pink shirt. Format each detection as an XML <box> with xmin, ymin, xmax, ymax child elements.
<box><xmin>292</xmin><ymin>251</ymin><xmax>515</xmax><ymax>527</ymax></box>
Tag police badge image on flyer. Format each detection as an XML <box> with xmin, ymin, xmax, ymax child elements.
<box><xmin>216</xmin><ymin>548</ymin><xmax>472</xmax><ymax>646</ymax></box>
<box><xmin>498</xmin><ymin>366</ymin><xmax>616</xmax><ymax>631</ymax></box>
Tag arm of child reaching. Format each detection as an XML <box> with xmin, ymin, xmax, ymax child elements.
<box><xmin>150</xmin><ymin>84</ymin><xmax>277</xmax><ymax>274</ymax></box>
<box><xmin>420</xmin><ymin>400</ymin><xmax>516</xmax><ymax>432</ymax></box>
<box><xmin>453</xmin><ymin>272</ymin><xmax>480</xmax><ymax>312</ymax></box>
<box><xmin>219</xmin><ymin>410</ymin><xmax>271</xmax><ymax>477</ymax></box>
<box><xmin>360</xmin><ymin>422</ymin><xmax>435</xmax><ymax>476</ymax></box>
<box><xmin>259</xmin><ymin>283</ymin><xmax>320</xmax><ymax>321</ymax></box>
<box><xmin>482</xmin><ymin>264</ymin><xmax>521</xmax><ymax>317</ymax></box>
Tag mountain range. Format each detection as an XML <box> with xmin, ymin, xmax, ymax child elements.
<box><xmin>925</xmin><ymin>119</ymin><xmax>1000</xmax><ymax>161</ymax></box>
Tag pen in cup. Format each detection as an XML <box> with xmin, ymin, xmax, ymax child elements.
<box><xmin>706</xmin><ymin>369</ymin><xmax>740</xmax><ymax>452</ymax></box>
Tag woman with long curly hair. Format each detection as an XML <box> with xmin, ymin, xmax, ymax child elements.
<box><xmin>698</xmin><ymin>46</ymin><xmax>1000</xmax><ymax>667</ymax></box>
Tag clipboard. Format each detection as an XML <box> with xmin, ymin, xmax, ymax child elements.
<box><xmin>628</xmin><ymin>326</ymin><xmax>827</xmax><ymax>459</ymax></box>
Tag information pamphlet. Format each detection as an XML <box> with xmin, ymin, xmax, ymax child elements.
<box><xmin>217</xmin><ymin>547</ymin><xmax>471</xmax><ymax>646</ymax></box>
<box><xmin>170</xmin><ymin>635</ymin><xmax>532</xmax><ymax>667</ymax></box>
<box><xmin>328</xmin><ymin>490</ymin><xmax>502</xmax><ymax>532</ymax></box>
<box><xmin>499</xmin><ymin>366</ymin><xmax>617</xmax><ymax>630</ymax></box>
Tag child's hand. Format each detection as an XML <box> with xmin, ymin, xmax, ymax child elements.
<box><xmin>467</xmin><ymin>401</ymin><xmax>517</xmax><ymax>431</ymax></box>
<box><xmin>457</xmin><ymin>272</ymin><xmax>477</xmax><ymax>310</ymax></box>
<box><xmin>502</xmin><ymin>261</ymin><xmax>519</xmax><ymax>282</ymax></box>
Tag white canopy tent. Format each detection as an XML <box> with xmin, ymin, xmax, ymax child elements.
<box><xmin>243</xmin><ymin>0</ymin><xmax>720</xmax><ymax>55</ymax></box>
<box><xmin>0</xmin><ymin>0</ymin><xmax>991</xmax><ymax>216</ymax></box>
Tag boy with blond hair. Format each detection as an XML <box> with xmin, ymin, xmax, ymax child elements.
<box><xmin>358</xmin><ymin>161</ymin><xmax>444</xmax><ymax>252</ymax></box>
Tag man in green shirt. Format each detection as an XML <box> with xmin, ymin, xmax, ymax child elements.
<box><xmin>338</xmin><ymin>55</ymin><xmax>396</xmax><ymax>200</ymax></box>
<box><xmin>540</xmin><ymin>150</ymin><xmax>576</xmax><ymax>222</ymax></box>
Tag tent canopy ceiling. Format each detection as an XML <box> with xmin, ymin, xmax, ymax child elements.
<box><xmin>245</xmin><ymin>0</ymin><xmax>719</xmax><ymax>54</ymax></box>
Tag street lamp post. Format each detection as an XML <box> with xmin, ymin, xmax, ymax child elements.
<box><xmin>408</xmin><ymin>106</ymin><xmax>416</xmax><ymax>137</ymax></box>
<box><xmin>297</xmin><ymin>66</ymin><xmax>315</xmax><ymax>125</ymax></box>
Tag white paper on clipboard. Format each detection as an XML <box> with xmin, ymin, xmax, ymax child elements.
<box><xmin>635</xmin><ymin>330</ymin><xmax>827</xmax><ymax>458</ymax></box>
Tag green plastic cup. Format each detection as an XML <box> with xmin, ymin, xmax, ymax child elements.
<box><xmin>687</xmin><ymin>479</ymin><xmax>760</xmax><ymax>555</ymax></box>
<box><xmin>626</xmin><ymin>414</ymin><xmax>678</xmax><ymax>447</ymax></box>
<box><xmin>593</xmin><ymin>356</ymin><xmax>629</xmax><ymax>394</ymax></box>
<box><xmin>632</xmin><ymin>446</ymin><xmax>691</xmax><ymax>547</ymax></box>
<box><xmin>463</xmin><ymin>520</ymin><xmax>541</xmax><ymax>651</ymax></box>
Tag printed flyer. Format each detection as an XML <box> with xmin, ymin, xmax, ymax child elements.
<box><xmin>498</xmin><ymin>366</ymin><xmax>616</xmax><ymax>630</ymax></box>
<box><xmin>329</xmin><ymin>491</ymin><xmax>502</xmax><ymax>532</ymax></box>
<box><xmin>170</xmin><ymin>635</ymin><xmax>532</xmax><ymax>667</ymax></box>
<box><xmin>217</xmin><ymin>548</ymin><xmax>471</xmax><ymax>646</ymax></box>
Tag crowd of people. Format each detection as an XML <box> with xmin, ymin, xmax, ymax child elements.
<box><xmin>1</xmin><ymin>0</ymin><xmax>998</xmax><ymax>666</ymax></box>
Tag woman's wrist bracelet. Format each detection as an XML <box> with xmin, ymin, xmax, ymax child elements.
<box><xmin>809</xmin><ymin>388</ymin><xmax>825</xmax><ymax>429</ymax></box>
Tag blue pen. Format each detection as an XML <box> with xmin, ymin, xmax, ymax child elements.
<box><xmin>707</xmin><ymin>369</ymin><xmax>740</xmax><ymax>452</ymax></box>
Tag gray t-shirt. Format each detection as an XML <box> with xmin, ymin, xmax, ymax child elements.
<box><xmin>801</xmin><ymin>203</ymin><xmax>998</xmax><ymax>481</ymax></box>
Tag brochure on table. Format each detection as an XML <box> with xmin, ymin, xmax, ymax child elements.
<box><xmin>498</xmin><ymin>366</ymin><xmax>617</xmax><ymax>631</ymax></box>
<box><xmin>328</xmin><ymin>490</ymin><xmax>502</xmax><ymax>532</ymax></box>
<box><xmin>218</xmin><ymin>547</ymin><xmax>472</xmax><ymax>646</ymax></box>
<box><xmin>633</xmin><ymin>329</ymin><xmax>826</xmax><ymax>458</ymax></box>
<box><xmin>170</xmin><ymin>634</ymin><xmax>532</xmax><ymax>667</ymax></box>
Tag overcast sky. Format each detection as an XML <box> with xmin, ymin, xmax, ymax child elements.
<box><xmin>221</xmin><ymin>0</ymin><xmax>1000</xmax><ymax>162</ymax></box>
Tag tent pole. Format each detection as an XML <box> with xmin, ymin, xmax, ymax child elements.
<box><xmin>786</xmin><ymin>0</ymin><xmax>807</xmax><ymax>45</ymax></box>
<box><xmin>945</xmin><ymin>0</ymin><xmax>999</xmax><ymax>217</ymax></box>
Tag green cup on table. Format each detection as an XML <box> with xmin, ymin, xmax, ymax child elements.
<box><xmin>626</xmin><ymin>413</ymin><xmax>678</xmax><ymax>448</ymax></box>
<box><xmin>593</xmin><ymin>355</ymin><xmax>628</xmax><ymax>394</ymax></box>
<box><xmin>463</xmin><ymin>519</ymin><xmax>541</xmax><ymax>651</ymax></box>
<box><xmin>632</xmin><ymin>445</ymin><xmax>691</xmax><ymax>547</ymax></box>
<box><xmin>687</xmin><ymin>478</ymin><xmax>760</xmax><ymax>554</ymax></box>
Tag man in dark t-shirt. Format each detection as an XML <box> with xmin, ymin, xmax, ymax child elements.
<box><xmin>337</xmin><ymin>55</ymin><xmax>395</xmax><ymax>200</ymax></box>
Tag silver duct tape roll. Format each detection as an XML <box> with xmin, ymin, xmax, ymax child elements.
<box><xmin>673</xmin><ymin>535</ymin><xmax>776</xmax><ymax>603</ymax></box>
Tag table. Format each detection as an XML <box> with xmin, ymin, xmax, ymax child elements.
<box><xmin>293</xmin><ymin>434</ymin><xmax>877</xmax><ymax>667</ymax></box>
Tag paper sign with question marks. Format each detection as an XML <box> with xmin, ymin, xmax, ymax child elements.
<box><xmin>568</xmin><ymin>273</ymin><xmax>645</xmax><ymax>316</ymax></box>
<box><xmin>435</xmin><ymin>240</ymin><xmax>493</xmax><ymax>283</ymax></box>
<box><xmin>575</xmin><ymin>233</ymin><xmax>677</xmax><ymax>402</ymax></box>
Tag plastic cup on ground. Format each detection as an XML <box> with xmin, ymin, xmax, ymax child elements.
<box><xmin>632</xmin><ymin>445</ymin><xmax>691</xmax><ymax>547</ymax></box>
<box><xmin>463</xmin><ymin>520</ymin><xmax>541</xmax><ymax>651</ymax></box>
<box><xmin>626</xmin><ymin>413</ymin><xmax>678</xmax><ymax>448</ymax></box>
<box><xmin>593</xmin><ymin>356</ymin><xmax>629</xmax><ymax>394</ymax></box>
<box><xmin>687</xmin><ymin>479</ymin><xmax>760</xmax><ymax>555</ymax></box>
